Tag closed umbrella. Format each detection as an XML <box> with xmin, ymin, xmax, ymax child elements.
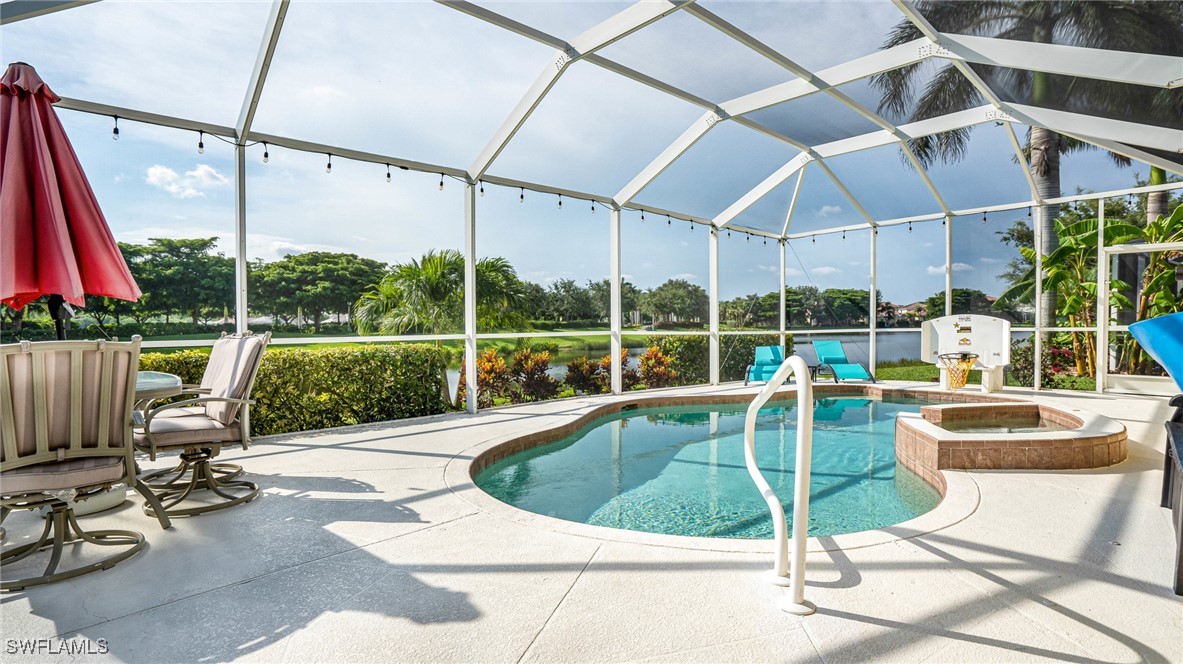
<box><xmin>1</xmin><ymin>61</ymin><xmax>140</xmax><ymax>339</ymax></box>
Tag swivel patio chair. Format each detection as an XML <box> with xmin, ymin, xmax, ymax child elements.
<box><xmin>134</xmin><ymin>331</ymin><xmax>269</xmax><ymax>518</ymax></box>
<box><xmin>812</xmin><ymin>339</ymin><xmax>875</xmax><ymax>383</ymax></box>
<box><xmin>1</xmin><ymin>337</ymin><xmax>171</xmax><ymax>591</ymax></box>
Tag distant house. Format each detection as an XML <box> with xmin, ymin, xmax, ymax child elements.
<box><xmin>897</xmin><ymin>301</ymin><xmax>927</xmax><ymax>325</ymax></box>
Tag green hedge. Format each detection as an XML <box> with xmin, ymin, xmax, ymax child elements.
<box><xmin>646</xmin><ymin>334</ymin><xmax>792</xmax><ymax>384</ymax></box>
<box><xmin>139</xmin><ymin>344</ymin><xmax>449</xmax><ymax>436</ymax></box>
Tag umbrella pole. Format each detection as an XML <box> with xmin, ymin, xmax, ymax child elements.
<box><xmin>47</xmin><ymin>295</ymin><xmax>71</xmax><ymax>341</ymax></box>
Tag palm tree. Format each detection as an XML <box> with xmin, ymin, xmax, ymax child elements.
<box><xmin>873</xmin><ymin>1</ymin><xmax>1183</xmax><ymax>323</ymax></box>
<box><xmin>354</xmin><ymin>249</ymin><xmax>527</xmax><ymax>338</ymax></box>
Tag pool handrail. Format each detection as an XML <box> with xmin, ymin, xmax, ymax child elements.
<box><xmin>743</xmin><ymin>354</ymin><xmax>816</xmax><ymax>615</ymax></box>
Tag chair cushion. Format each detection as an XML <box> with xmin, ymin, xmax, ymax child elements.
<box><xmin>1</xmin><ymin>456</ymin><xmax>125</xmax><ymax>495</ymax></box>
<box><xmin>205</xmin><ymin>336</ymin><xmax>265</xmax><ymax>425</ymax></box>
<box><xmin>136</xmin><ymin>410</ymin><xmax>242</xmax><ymax>449</ymax></box>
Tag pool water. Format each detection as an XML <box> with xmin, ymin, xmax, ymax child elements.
<box><xmin>475</xmin><ymin>397</ymin><xmax>942</xmax><ymax>539</ymax></box>
<box><xmin>940</xmin><ymin>417</ymin><xmax>1071</xmax><ymax>434</ymax></box>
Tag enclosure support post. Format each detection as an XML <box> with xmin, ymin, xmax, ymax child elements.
<box><xmin>944</xmin><ymin>214</ymin><xmax>953</xmax><ymax>317</ymax></box>
<box><xmin>610</xmin><ymin>207</ymin><xmax>623</xmax><ymax>395</ymax></box>
<box><xmin>464</xmin><ymin>182</ymin><xmax>478</xmax><ymax>414</ymax></box>
<box><xmin>1095</xmin><ymin>197</ymin><xmax>1107</xmax><ymax>394</ymax></box>
<box><xmin>869</xmin><ymin>228</ymin><xmax>878</xmax><ymax>373</ymax></box>
<box><xmin>233</xmin><ymin>145</ymin><xmax>248</xmax><ymax>334</ymax></box>
<box><xmin>1033</xmin><ymin>205</ymin><xmax>1043</xmax><ymax>391</ymax></box>
<box><xmin>709</xmin><ymin>226</ymin><xmax>720</xmax><ymax>385</ymax></box>
<box><xmin>779</xmin><ymin>239</ymin><xmax>787</xmax><ymax>350</ymax></box>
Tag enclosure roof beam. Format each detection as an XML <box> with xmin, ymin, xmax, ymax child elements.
<box><xmin>1005</xmin><ymin>103</ymin><xmax>1183</xmax><ymax>154</ymax></box>
<box><xmin>938</xmin><ymin>33</ymin><xmax>1183</xmax><ymax>90</ymax></box>
<box><xmin>689</xmin><ymin>5</ymin><xmax>945</xmax><ymax>223</ymax></box>
<box><xmin>54</xmin><ymin>96</ymin><xmax>237</xmax><ymax>137</ymax></box>
<box><xmin>614</xmin><ymin>38</ymin><xmax>932</xmax><ymax>207</ymax></box>
<box><xmin>1003</xmin><ymin>122</ymin><xmax>1043</xmax><ymax>206</ymax></box>
<box><xmin>1053</xmin><ymin>133</ymin><xmax>1183</xmax><ymax>177</ymax></box>
<box><xmin>0</xmin><ymin>0</ymin><xmax>97</xmax><ymax>25</ymax></box>
<box><xmin>236</xmin><ymin>0</ymin><xmax>288</xmax><ymax>139</ymax></box>
<box><xmin>782</xmin><ymin>165</ymin><xmax>807</xmax><ymax>237</ymax></box>
<box><xmin>466</xmin><ymin>0</ymin><xmax>694</xmax><ymax>181</ymax></box>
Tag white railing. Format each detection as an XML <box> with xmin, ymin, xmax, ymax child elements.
<box><xmin>743</xmin><ymin>355</ymin><xmax>816</xmax><ymax>615</ymax></box>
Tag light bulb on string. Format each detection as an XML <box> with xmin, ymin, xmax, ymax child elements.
<box><xmin>812</xmin><ymin>236</ymin><xmax>816</xmax><ymax>244</ymax></box>
<box><xmin>667</xmin><ymin>215</ymin><xmax>671</xmax><ymax>226</ymax></box>
<box><xmin>325</xmin><ymin>154</ymin><xmax>332</xmax><ymax>173</ymax></box>
<box><xmin>112</xmin><ymin>116</ymin><xmax>120</xmax><ymax>140</ymax></box>
<box><xmin>386</xmin><ymin>164</ymin><xmax>392</xmax><ymax>183</ymax></box>
<box><xmin>262</xmin><ymin>143</ymin><xmax>269</xmax><ymax>163</ymax></box>
<box><xmin>438</xmin><ymin>173</ymin><xmax>444</xmax><ymax>191</ymax></box>
<box><xmin>842</xmin><ymin>231</ymin><xmax>846</xmax><ymax>240</ymax></box>
<box><xmin>519</xmin><ymin>187</ymin><xmax>524</xmax><ymax>203</ymax></box>
<box><xmin>558</xmin><ymin>194</ymin><xmax>562</xmax><ymax>209</ymax></box>
<box><xmin>197</xmin><ymin>131</ymin><xmax>204</xmax><ymax>154</ymax></box>
<box><xmin>640</xmin><ymin>210</ymin><xmax>645</xmax><ymax>222</ymax></box>
<box><xmin>982</xmin><ymin>212</ymin><xmax>987</xmax><ymax>224</ymax></box>
<box><xmin>727</xmin><ymin>230</ymin><xmax>731</xmax><ymax>238</ymax></box>
<box><xmin>591</xmin><ymin>200</ymin><xmax>595</xmax><ymax>214</ymax></box>
<box><xmin>763</xmin><ymin>238</ymin><xmax>766</xmax><ymax>245</ymax></box>
<box><xmin>908</xmin><ymin>222</ymin><xmax>913</xmax><ymax>233</ymax></box>
<box><xmin>746</xmin><ymin>234</ymin><xmax>750</xmax><ymax>243</ymax></box>
<box><xmin>690</xmin><ymin>222</ymin><xmax>694</xmax><ymax>232</ymax></box>
<box><xmin>479</xmin><ymin>181</ymin><xmax>485</xmax><ymax>197</ymax></box>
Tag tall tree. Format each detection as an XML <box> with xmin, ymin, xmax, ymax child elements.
<box><xmin>873</xmin><ymin>0</ymin><xmax>1183</xmax><ymax>325</ymax></box>
<box><xmin>252</xmin><ymin>252</ymin><xmax>385</xmax><ymax>332</ymax></box>
<box><xmin>642</xmin><ymin>279</ymin><xmax>708</xmax><ymax>323</ymax></box>
<box><xmin>136</xmin><ymin>237</ymin><xmax>233</xmax><ymax>325</ymax></box>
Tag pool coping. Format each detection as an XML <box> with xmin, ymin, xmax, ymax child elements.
<box><xmin>444</xmin><ymin>384</ymin><xmax>996</xmax><ymax>554</ymax></box>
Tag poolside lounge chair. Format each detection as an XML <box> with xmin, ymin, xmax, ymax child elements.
<box><xmin>1</xmin><ymin>338</ymin><xmax>171</xmax><ymax>591</ymax></box>
<box><xmin>1129</xmin><ymin>313</ymin><xmax>1183</xmax><ymax>595</ymax></box>
<box><xmin>134</xmin><ymin>331</ymin><xmax>269</xmax><ymax>517</ymax></box>
<box><xmin>812</xmin><ymin>339</ymin><xmax>874</xmax><ymax>383</ymax></box>
<box><xmin>744</xmin><ymin>345</ymin><xmax>785</xmax><ymax>385</ymax></box>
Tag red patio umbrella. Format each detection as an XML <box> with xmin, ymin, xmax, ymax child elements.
<box><xmin>1</xmin><ymin>61</ymin><xmax>140</xmax><ymax>337</ymax></box>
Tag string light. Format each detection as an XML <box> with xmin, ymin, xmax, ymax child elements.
<box><xmin>386</xmin><ymin>164</ymin><xmax>392</xmax><ymax>183</ymax></box>
<box><xmin>438</xmin><ymin>173</ymin><xmax>444</xmax><ymax>191</ymax></box>
<box><xmin>842</xmin><ymin>230</ymin><xmax>846</xmax><ymax>240</ymax></box>
<box><xmin>746</xmin><ymin>234</ymin><xmax>750</xmax><ymax>243</ymax></box>
<box><xmin>262</xmin><ymin>143</ymin><xmax>269</xmax><ymax>163</ymax></box>
<box><xmin>558</xmin><ymin>194</ymin><xmax>563</xmax><ymax>209</ymax></box>
<box><xmin>640</xmin><ymin>210</ymin><xmax>645</xmax><ymax>222</ymax></box>
<box><xmin>111</xmin><ymin>116</ymin><xmax>119</xmax><ymax>140</ymax></box>
<box><xmin>591</xmin><ymin>200</ymin><xmax>595</xmax><ymax>214</ymax></box>
<box><xmin>982</xmin><ymin>212</ymin><xmax>987</xmax><ymax>224</ymax></box>
<box><xmin>197</xmin><ymin>131</ymin><xmax>204</xmax><ymax>154</ymax></box>
<box><xmin>908</xmin><ymin>222</ymin><xmax>913</xmax><ymax>233</ymax></box>
<box><xmin>812</xmin><ymin>236</ymin><xmax>816</xmax><ymax>244</ymax></box>
<box><xmin>479</xmin><ymin>181</ymin><xmax>485</xmax><ymax>196</ymax></box>
<box><xmin>325</xmin><ymin>154</ymin><xmax>332</xmax><ymax>173</ymax></box>
<box><xmin>763</xmin><ymin>238</ymin><xmax>767</xmax><ymax>245</ymax></box>
<box><xmin>727</xmin><ymin>230</ymin><xmax>731</xmax><ymax>238</ymax></box>
<box><xmin>667</xmin><ymin>215</ymin><xmax>671</xmax><ymax>226</ymax></box>
<box><xmin>690</xmin><ymin>222</ymin><xmax>694</xmax><ymax>232</ymax></box>
<box><xmin>519</xmin><ymin>187</ymin><xmax>524</xmax><ymax>203</ymax></box>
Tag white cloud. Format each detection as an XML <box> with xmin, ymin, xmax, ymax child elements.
<box><xmin>671</xmin><ymin>273</ymin><xmax>698</xmax><ymax>281</ymax></box>
<box><xmin>145</xmin><ymin>164</ymin><xmax>229</xmax><ymax>199</ymax></box>
<box><xmin>979</xmin><ymin>257</ymin><xmax>1005</xmax><ymax>264</ymax></box>
<box><xmin>818</xmin><ymin>205</ymin><xmax>843</xmax><ymax>217</ymax></box>
<box><xmin>926</xmin><ymin>262</ymin><xmax>974</xmax><ymax>276</ymax></box>
<box><xmin>810</xmin><ymin>266</ymin><xmax>842</xmax><ymax>276</ymax></box>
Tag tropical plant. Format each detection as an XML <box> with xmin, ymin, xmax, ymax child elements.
<box><xmin>873</xmin><ymin>1</ymin><xmax>1183</xmax><ymax>323</ymax></box>
<box><xmin>353</xmin><ymin>249</ymin><xmax>527</xmax><ymax>338</ymax></box>
<box><xmin>456</xmin><ymin>348</ymin><xmax>512</xmax><ymax>409</ymax></box>
<box><xmin>598</xmin><ymin>350</ymin><xmax>641</xmax><ymax>391</ymax></box>
<box><xmin>638</xmin><ymin>346</ymin><xmax>678</xmax><ymax>388</ymax></box>
<box><xmin>1116</xmin><ymin>205</ymin><xmax>1183</xmax><ymax>373</ymax></box>
<box><xmin>511</xmin><ymin>349</ymin><xmax>559</xmax><ymax>402</ymax></box>
<box><xmin>564</xmin><ymin>356</ymin><xmax>605</xmax><ymax>395</ymax></box>
<box><xmin>998</xmin><ymin>216</ymin><xmax>1140</xmax><ymax>375</ymax></box>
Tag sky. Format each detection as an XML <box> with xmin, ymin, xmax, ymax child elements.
<box><xmin>3</xmin><ymin>0</ymin><xmax>1157</xmax><ymax>306</ymax></box>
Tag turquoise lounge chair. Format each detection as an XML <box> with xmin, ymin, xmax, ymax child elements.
<box><xmin>744</xmin><ymin>345</ymin><xmax>784</xmax><ymax>385</ymax></box>
<box><xmin>812</xmin><ymin>339</ymin><xmax>874</xmax><ymax>383</ymax></box>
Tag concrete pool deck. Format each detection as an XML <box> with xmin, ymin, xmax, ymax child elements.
<box><xmin>2</xmin><ymin>382</ymin><xmax>1180</xmax><ymax>663</ymax></box>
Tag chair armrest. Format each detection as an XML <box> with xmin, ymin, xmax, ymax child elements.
<box><xmin>181</xmin><ymin>385</ymin><xmax>212</xmax><ymax>395</ymax></box>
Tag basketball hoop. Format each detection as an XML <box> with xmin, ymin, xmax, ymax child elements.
<box><xmin>938</xmin><ymin>352</ymin><xmax>979</xmax><ymax>390</ymax></box>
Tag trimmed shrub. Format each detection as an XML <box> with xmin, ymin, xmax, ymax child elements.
<box><xmin>139</xmin><ymin>344</ymin><xmax>449</xmax><ymax>437</ymax></box>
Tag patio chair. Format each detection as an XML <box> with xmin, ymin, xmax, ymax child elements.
<box><xmin>744</xmin><ymin>345</ymin><xmax>785</xmax><ymax>385</ymax></box>
<box><xmin>1</xmin><ymin>337</ymin><xmax>171</xmax><ymax>591</ymax></box>
<box><xmin>812</xmin><ymin>339</ymin><xmax>874</xmax><ymax>383</ymax></box>
<box><xmin>134</xmin><ymin>332</ymin><xmax>270</xmax><ymax>518</ymax></box>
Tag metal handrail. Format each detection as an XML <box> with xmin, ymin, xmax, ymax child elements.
<box><xmin>743</xmin><ymin>355</ymin><xmax>816</xmax><ymax>615</ymax></box>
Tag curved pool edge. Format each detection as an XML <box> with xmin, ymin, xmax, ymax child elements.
<box><xmin>443</xmin><ymin>386</ymin><xmax>986</xmax><ymax>554</ymax></box>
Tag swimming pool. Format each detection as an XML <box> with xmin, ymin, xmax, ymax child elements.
<box><xmin>475</xmin><ymin>396</ymin><xmax>942</xmax><ymax>539</ymax></box>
